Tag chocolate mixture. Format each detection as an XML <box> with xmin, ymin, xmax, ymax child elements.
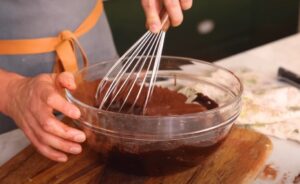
<box><xmin>96</xmin><ymin>81</ymin><xmax>218</xmax><ymax>115</ymax></box>
<box><xmin>107</xmin><ymin>141</ymin><xmax>224</xmax><ymax>176</ymax></box>
<box><xmin>89</xmin><ymin>81</ymin><xmax>223</xmax><ymax>176</ymax></box>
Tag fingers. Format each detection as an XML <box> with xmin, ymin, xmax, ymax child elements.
<box><xmin>180</xmin><ymin>0</ymin><xmax>193</xmax><ymax>10</ymax></box>
<box><xmin>11</xmin><ymin>73</ymin><xmax>85</xmax><ymax>163</ymax></box>
<box><xmin>163</xmin><ymin>0</ymin><xmax>183</xmax><ymax>27</ymax></box>
<box><xmin>29</xmin><ymin>116</ymin><xmax>83</xmax><ymax>159</ymax></box>
<box><xmin>34</xmin><ymin>111</ymin><xmax>86</xmax><ymax>143</ymax></box>
<box><xmin>37</xmin><ymin>129</ymin><xmax>82</xmax><ymax>156</ymax></box>
<box><xmin>22</xmin><ymin>117</ymin><xmax>68</xmax><ymax>162</ymax></box>
<box><xmin>37</xmin><ymin>73</ymin><xmax>80</xmax><ymax>119</ymax></box>
<box><xmin>141</xmin><ymin>0</ymin><xmax>162</xmax><ymax>33</ymax></box>
<box><xmin>56</xmin><ymin>72</ymin><xmax>76</xmax><ymax>90</ymax></box>
<box><xmin>42</xmin><ymin>89</ymin><xmax>81</xmax><ymax>119</ymax></box>
<box><xmin>141</xmin><ymin>0</ymin><xmax>190</xmax><ymax>32</ymax></box>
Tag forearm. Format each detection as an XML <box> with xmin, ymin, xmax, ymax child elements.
<box><xmin>0</xmin><ymin>69</ymin><xmax>24</xmax><ymax>115</ymax></box>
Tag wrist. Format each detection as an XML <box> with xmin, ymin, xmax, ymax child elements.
<box><xmin>0</xmin><ymin>70</ymin><xmax>25</xmax><ymax>115</ymax></box>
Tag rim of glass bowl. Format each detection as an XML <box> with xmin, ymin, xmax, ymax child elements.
<box><xmin>65</xmin><ymin>56</ymin><xmax>243</xmax><ymax>132</ymax></box>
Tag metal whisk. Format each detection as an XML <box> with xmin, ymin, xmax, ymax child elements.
<box><xmin>95</xmin><ymin>15</ymin><xmax>169</xmax><ymax>114</ymax></box>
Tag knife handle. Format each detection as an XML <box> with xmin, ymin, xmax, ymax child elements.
<box><xmin>278</xmin><ymin>67</ymin><xmax>300</xmax><ymax>88</ymax></box>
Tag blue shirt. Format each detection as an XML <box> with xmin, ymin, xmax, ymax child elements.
<box><xmin>0</xmin><ymin>0</ymin><xmax>118</xmax><ymax>133</ymax></box>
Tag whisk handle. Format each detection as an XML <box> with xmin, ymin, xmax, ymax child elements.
<box><xmin>160</xmin><ymin>13</ymin><xmax>170</xmax><ymax>32</ymax></box>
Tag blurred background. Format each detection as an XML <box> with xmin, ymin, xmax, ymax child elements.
<box><xmin>104</xmin><ymin>0</ymin><xmax>299</xmax><ymax>62</ymax></box>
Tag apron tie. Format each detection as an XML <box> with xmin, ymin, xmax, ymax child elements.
<box><xmin>54</xmin><ymin>30</ymin><xmax>89</xmax><ymax>73</ymax></box>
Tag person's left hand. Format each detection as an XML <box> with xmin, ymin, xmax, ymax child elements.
<box><xmin>141</xmin><ymin>0</ymin><xmax>193</xmax><ymax>33</ymax></box>
<box><xmin>3</xmin><ymin>72</ymin><xmax>85</xmax><ymax>162</ymax></box>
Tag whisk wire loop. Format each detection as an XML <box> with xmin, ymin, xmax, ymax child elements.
<box><xmin>98</xmin><ymin>32</ymin><xmax>153</xmax><ymax>109</ymax></box>
<box><xmin>105</xmin><ymin>32</ymin><xmax>159</xmax><ymax>110</ymax></box>
<box><xmin>96</xmin><ymin>15</ymin><xmax>168</xmax><ymax>114</ymax></box>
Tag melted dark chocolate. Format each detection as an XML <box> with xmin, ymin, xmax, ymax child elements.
<box><xmin>92</xmin><ymin>81</ymin><xmax>222</xmax><ymax>176</ymax></box>
<box><xmin>193</xmin><ymin>93</ymin><xmax>219</xmax><ymax>110</ymax></box>
<box><xmin>106</xmin><ymin>141</ymin><xmax>224</xmax><ymax>176</ymax></box>
<box><xmin>96</xmin><ymin>81</ymin><xmax>218</xmax><ymax>115</ymax></box>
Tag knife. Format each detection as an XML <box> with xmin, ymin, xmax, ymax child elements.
<box><xmin>277</xmin><ymin>67</ymin><xmax>300</xmax><ymax>88</ymax></box>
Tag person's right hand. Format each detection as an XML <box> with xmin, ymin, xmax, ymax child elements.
<box><xmin>3</xmin><ymin>72</ymin><xmax>86</xmax><ymax>162</ymax></box>
<box><xmin>141</xmin><ymin>0</ymin><xmax>193</xmax><ymax>33</ymax></box>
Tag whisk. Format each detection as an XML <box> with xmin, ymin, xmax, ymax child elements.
<box><xmin>95</xmin><ymin>15</ymin><xmax>169</xmax><ymax>114</ymax></box>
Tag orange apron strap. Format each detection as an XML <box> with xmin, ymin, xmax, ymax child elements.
<box><xmin>55</xmin><ymin>31</ymin><xmax>79</xmax><ymax>73</ymax></box>
<box><xmin>0</xmin><ymin>0</ymin><xmax>103</xmax><ymax>73</ymax></box>
<box><xmin>55</xmin><ymin>31</ymin><xmax>89</xmax><ymax>73</ymax></box>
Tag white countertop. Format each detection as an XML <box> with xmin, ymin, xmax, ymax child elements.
<box><xmin>217</xmin><ymin>33</ymin><xmax>300</xmax><ymax>184</ymax></box>
<box><xmin>1</xmin><ymin>33</ymin><xmax>300</xmax><ymax>183</ymax></box>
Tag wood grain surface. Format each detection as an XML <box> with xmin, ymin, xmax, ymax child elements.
<box><xmin>0</xmin><ymin>126</ymin><xmax>272</xmax><ymax>184</ymax></box>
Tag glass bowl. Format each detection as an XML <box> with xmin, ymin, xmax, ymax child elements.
<box><xmin>65</xmin><ymin>56</ymin><xmax>243</xmax><ymax>176</ymax></box>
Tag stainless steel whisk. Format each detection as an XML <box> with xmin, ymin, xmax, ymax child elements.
<box><xmin>95</xmin><ymin>15</ymin><xmax>169</xmax><ymax>114</ymax></box>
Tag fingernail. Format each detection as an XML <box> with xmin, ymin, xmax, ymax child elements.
<box><xmin>74</xmin><ymin>134</ymin><xmax>86</xmax><ymax>142</ymax></box>
<box><xmin>150</xmin><ymin>23</ymin><xmax>160</xmax><ymax>33</ymax></box>
<box><xmin>69</xmin><ymin>146</ymin><xmax>81</xmax><ymax>154</ymax></box>
<box><xmin>57</xmin><ymin>156</ymin><xmax>67</xmax><ymax>162</ymax></box>
<box><xmin>67</xmin><ymin>80</ymin><xmax>76</xmax><ymax>89</ymax></box>
<box><xmin>70</xmin><ymin>109</ymin><xmax>80</xmax><ymax>118</ymax></box>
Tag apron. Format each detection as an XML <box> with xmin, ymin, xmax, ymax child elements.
<box><xmin>0</xmin><ymin>0</ymin><xmax>118</xmax><ymax>133</ymax></box>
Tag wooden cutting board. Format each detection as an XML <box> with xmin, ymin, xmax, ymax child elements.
<box><xmin>0</xmin><ymin>125</ymin><xmax>272</xmax><ymax>184</ymax></box>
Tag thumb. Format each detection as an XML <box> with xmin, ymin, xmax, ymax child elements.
<box><xmin>56</xmin><ymin>72</ymin><xmax>76</xmax><ymax>90</ymax></box>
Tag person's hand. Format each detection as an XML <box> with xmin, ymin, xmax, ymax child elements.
<box><xmin>141</xmin><ymin>0</ymin><xmax>193</xmax><ymax>33</ymax></box>
<box><xmin>4</xmin><ymin>72</ymin><xmax>85</xmax><ymax>162</ymax></box>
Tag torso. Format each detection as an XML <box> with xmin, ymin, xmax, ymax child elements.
<box><xmin>0</xmin><ymin>0</ymin><xmax>118</xmax><ymax>76</ymax></box>
<box><xmin>0</xmin><ymin>0</ymin><xmax>118</xmax><ymax>133</ymax></box>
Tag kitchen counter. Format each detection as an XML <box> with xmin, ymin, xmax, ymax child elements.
<box><xmin>1</xmin><ymin>33</ymin><xmax>300</xmax><ymax>183</ymax></box>
<box><xmin>217</xmin><ymin>33</ymin><xmax>300</xmax><ymax>184</ymax></box>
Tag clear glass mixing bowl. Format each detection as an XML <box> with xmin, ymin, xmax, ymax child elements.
<box><xmin>65</xmin><ymin>56</ymin><xmax>243</xmax><ymax>176</ymax></box>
